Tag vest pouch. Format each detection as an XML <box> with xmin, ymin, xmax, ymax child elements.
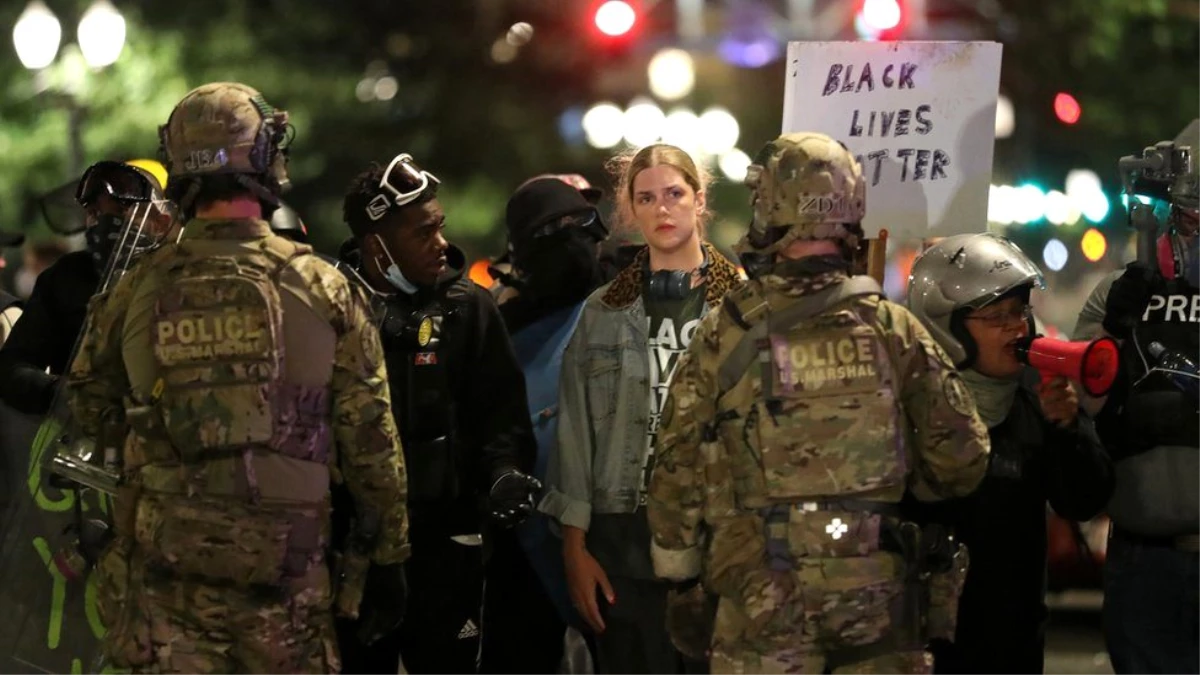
<box><xmin>405</xmin><ymin>436</ymin><xmax>459</xmax><ymax>503</ymax></box>
<box><xmin>152</xmin><ymin>256</ymin><xmax>285</xmax><ymax>457</ymax></box>
<box><xmin>270</xmin><ymin>382</ymin><xmax>333</xmax><ymax>462</ymax></box>
<box><xmin>761</xmin><ymin>504</ymin><xmax>883</xmax><ymax>565</ymax></box>
<box><xmin>754</xmin><ymin>325</ymin><xmax>903</xmax><ymax>500</ymax></box>
<box><xmin>135</xmin><ymin>493</ymin><xmax>320</xmax><ymax>587</ymax></box>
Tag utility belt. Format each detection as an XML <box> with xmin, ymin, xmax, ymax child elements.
<box><xmin>126</xmin><ymin>399</ymin><xmax>331</xmax><ymax>466</ymax></box>
<box><xmin>1113</xmin><ymin>526</ymin><xmax>1200</xmax><ymax>552</ymax></box>
<box><xmin>759</xmin><ymin>499</ymin><xmax>956</xmax><ymax>570</ymax></box>
<box><xmin>759</xmin><ymin>498</ymin><xmax>968</xmax><ymax>653</ymax></box>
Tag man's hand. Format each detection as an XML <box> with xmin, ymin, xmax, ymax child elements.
<box><xmin>1102</xmin><ymin>263</ymin><xmax>1157</xmax><ymax>339</ymax></box>
<box><xmin>488</xmin><ymin>469</ymin><xmax>542</xmax><ymax>527</ymax></box>
<box><xmin>563</xmin><ymin>526</ymin><xmax>614</xmax><ymax>634</ymax></box>
<box><xmin>1037</xmin><ymin>376</ymin><xmax>1079</xmax><ymax>429</ymax></box>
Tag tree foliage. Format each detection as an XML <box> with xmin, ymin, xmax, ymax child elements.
<box><xmin>0</xmin><ymin>0</ymin><xmax>1194</xmax><ymax>262</ymax></box>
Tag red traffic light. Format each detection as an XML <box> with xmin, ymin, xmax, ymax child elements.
<box><xmin>860</xmin><ymin>0</ymin><xmax>902</xmax><ymax>32</ymax></box>
<box><xmin>594</xmin><ymin>1</ymin><xmax>636</xmax><ymax>37</ymax></box>
<box><xmin>1054</xmin><ymin>92</ymin><xmax>1081</xmax><ymax>125</ymax></box>
<box><xmin>855</xmin><ymin>0</ymin><xmax>906</xmax><ymax>41</ymax></box>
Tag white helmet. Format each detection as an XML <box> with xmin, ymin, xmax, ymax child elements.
<box><xmin>907</xmin><ymin>233</ymin><xmax>1045</xmax><ymax>367</ymax></box>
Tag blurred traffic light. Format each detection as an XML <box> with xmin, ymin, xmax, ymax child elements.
<box><xmin>855</xmin><ymin>0</ymin><xmax>905</xmax><ymax>40</ymax></box>
<box><xmin>587</xmin><ymin>0</ymin><xmax>639</xmax><ymax>58</ymax></box>
<box><xmin>1081</xmin><ymin>228</ymin><xmax>1107</xmax><ymax>262</ymax></box>
<box><xmin>593</xmin><ymin>1</ymin><xmax>636</xmax><ymax>37</ymax></box>
<box><xmin>1054</xmin><ymin>92</ymin><xmax>1081</xmax><ymax>125</ymax></box>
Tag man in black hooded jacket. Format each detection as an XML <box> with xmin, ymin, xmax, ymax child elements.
<box><xmin>335</xmin><ymin>154</ymin><xmax>540</xmax><ymax>674</ymax></box>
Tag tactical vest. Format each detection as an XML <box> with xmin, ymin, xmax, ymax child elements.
<box><xmin>1104</xmin><ymin>277</ymin><xmax>1200</xmax><ymax>535</ymax></box>
<box><xmin>716</xmin><ymin>276</ymin><xmax>906</xmax><ymax>562</ymax></box>
<box><xmin>378</xmin><ymin>278</ymin><xmax>471</xmax><ymax>504</ymax></box>
<box><xmin>1112</xmin><ymin>278</ymin><xmax>1200</xmax><ymax>455</ymax></box>
<box><xmin>710</xmin><ymin>277</ymin><xmax>949</xmax><ymax>661</ymax></box>
<box><xmin>511</xmin><ymin>301</ymin><xmax>587</xmax><ymax>628</ymax></box>
<box><xmin>129</xmin><ymin>234</ymin><xmax>333</xmax><ymax>589</ymax></box>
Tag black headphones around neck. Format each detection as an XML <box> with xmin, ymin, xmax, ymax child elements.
<box><xmin>643</xmin><ymin>250</ymin><xmax>709</xmax><ymax>302</ymax></box>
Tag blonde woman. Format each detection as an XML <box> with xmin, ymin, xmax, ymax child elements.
<box><xmin>539</xmin><ymin>144</ymin><xmax>741</xmax><ymax>673</ymax></box>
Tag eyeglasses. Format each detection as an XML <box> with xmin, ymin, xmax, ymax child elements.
<box><xmin>365</xmin><ymin>153</ymin><xmax>441</xmax><ymax>222</ymax></box>
<box><xmin>966</xmin><ymin>305</ymin><xmax>1034</xmax><ymax>328</ymax></box>
<box><xmin>75</xmin><ymin>162</ymin><xmax>156</xmax><ymax>207</ymax></box>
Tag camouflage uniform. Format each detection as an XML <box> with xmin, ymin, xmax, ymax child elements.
<box><xmin>646</xmin><ymin>133</ymin><xmax>989</xmax><ymax>674</ymax></box>
<box><xmin>67</xmin><ymin>83</ymin><xmax>410</xmax><ymax>674</ymax></box>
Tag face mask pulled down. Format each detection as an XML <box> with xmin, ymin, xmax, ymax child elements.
<box><xmin>374</xmin><ymin>234</ymin><xmax>420</xmax><ymax>295</ymax></box>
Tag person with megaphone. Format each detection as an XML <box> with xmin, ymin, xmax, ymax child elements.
<box><xmin>906</xmin><ymin>232</ymin><xmax>1114</xmax><ymax>674</ymax></box>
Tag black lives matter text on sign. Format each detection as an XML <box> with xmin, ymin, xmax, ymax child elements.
<box><xmin>821</xmin><ymin>61</ymin><xmax>951</xmax><ymax>187</ymax></box>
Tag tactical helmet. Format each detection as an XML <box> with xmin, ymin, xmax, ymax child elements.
<box><xmin>735</xmin><ymin>132</ymin><xmax>866</xmax><ymax>258</ymax></box>
<box><xmin>124</xmin><ymin>159</ymin><xmax>169</xmax><ymax>193</ymax></box>
<box><xmin>906</xmin><ymin>233</ymin><xmax>1044</xmax><ymax>367</ymax></box>
<box><xmin>159</xmin><ymin>82</ymin><xmax>290</xmax><ymax>204</ymax></box>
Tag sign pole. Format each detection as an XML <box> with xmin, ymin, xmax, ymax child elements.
<box><xmin>867</xmin><ymin>228</ymin><xmax>888</xmax><ymax>286</ymax></box>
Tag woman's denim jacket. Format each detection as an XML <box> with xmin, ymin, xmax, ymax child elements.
<box><xmin>538</xmin><ymin>243</ymin><xmax>741</xmax><ymax>531</ymax></box>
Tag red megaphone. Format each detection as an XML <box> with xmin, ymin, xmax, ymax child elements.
<box><xmin>1015</xmin><ymin>336</ymin><xmax>1121</xmax><ymax>397</ymax></box>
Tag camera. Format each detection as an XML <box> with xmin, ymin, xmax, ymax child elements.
<box><xmin>1120</xmin><ymin>141</ymin><xmax>1193</xmax><ymax>201</ymax></box>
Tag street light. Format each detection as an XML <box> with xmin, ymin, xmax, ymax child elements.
<box><xmin>12</xmin><ymin>1</ymin><xmax>61</xmax><ymax>69</ymax></box>
<box><xmin>78</xmin><ymin>0</ymin><xmax>126</xmax><ymax>68</ymax></box>
<box><xmin>11</xmin><ymin>0</ymin><xmax>126</xmax><ymax>181</ymax></box>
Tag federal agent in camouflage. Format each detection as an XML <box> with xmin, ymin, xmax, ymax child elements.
<box><xmin>67</xmin><ymin>82</ymin><xmax>410</xmax><ymax>674</ymax></box>
<box><xmin>646</xmin><ymin>132</ymin><xmax>990</xmax><ymax>674</ymax></box>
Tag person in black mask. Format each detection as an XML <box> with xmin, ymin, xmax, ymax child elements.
<box><xmin>0</xmin><ymin>159</ymin><xmax>172</xmax><ymax>416</ymax></box>
<box><xmin>335</xmin><ymin>152</ymin><xmax>540</xmax><ymax>674</ymax></box>
<box><xmin>481</xmin><ymin>177</ymin><xmax>612</xmax><ymax>673</ymax></box>
<box><xmin>493</xmin><ymin>177</ymin><xmax>609</xmax><ymax>333</ymax></box>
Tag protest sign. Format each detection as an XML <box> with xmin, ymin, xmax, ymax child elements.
<box><xmin>783</xmin><ymin>41</ymin><xmax>1003</xmax><ymax>240</ymax></box>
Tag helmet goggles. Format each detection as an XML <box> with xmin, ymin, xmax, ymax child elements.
<box><xmin>365</xmin><ymin>153</ymin><xmax>441</xmax><ymax>222</ymax></box>
<box><xmin>75</xmin><ymin>161</ymin><xmax>156</xmax><ymax>207</ymax></box>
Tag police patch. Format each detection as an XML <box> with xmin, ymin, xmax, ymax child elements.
<box><xmin>417</xmin><ymin>316</ymin><xmax>433</xmax><ymax>347</ymax></box>
<box><xmin>942</xmin><ymin>372</ymin><xmax>975</xmax><ymax>417</ymax></box>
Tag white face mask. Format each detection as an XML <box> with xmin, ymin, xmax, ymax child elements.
<box><xmin>14</xmin><ymin>268</ymin><xmax>36</xmax><ymax>299</ymax></box>
<box><xmin>374</xmin><ymin>234</ymin><xmax>419</xmax><ymax>295</ymax></box>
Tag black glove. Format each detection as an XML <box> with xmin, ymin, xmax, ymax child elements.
<box><xmin>487</xmin><ymin>469</ymin><xmax>542</xmax><ymax>527</ymax></box>
<box><xmin>355</xmin><ymin>563</ymin><xmax>408</xmax><ymax>646</ymax></box>
<box><xmin>1102</xmin><ymin>263</ymin><xmax>1158</xmax><ymax>339</ymax></box>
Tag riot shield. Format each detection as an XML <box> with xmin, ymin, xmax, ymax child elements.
<box><xmin>0</xmin><ymin>199</ymin><xmax>175</xmax><ymax>674</ymax></box>
<box><xmin>0</xmin><ymin>398</ymin><xmax>116</xmax><ymax>674</ymax></box>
